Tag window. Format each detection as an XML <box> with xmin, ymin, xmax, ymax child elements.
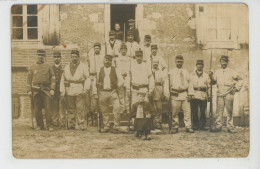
<box><xmin>11</xmin><ymin>5</ymin><xmax>38</xmax><ymax>40</ymax></box>
<box><xmin>195</xmin><ymin>4</ymin><xmax>247</xmax><ymax>49</ymax></box>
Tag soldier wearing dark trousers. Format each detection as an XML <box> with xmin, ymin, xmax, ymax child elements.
<box><xmin>51</xmin><ymin>51</ymin><xmax>63</xmax><ymax>127</ymax></box>
<box><xmin>27</xmin><ymin>49</ymin><xmax>56</xmax><ymax>131</ymax></box>
<box><xmin>190</xmin><ymin>60</ymin><xmax>210</xmax><ymax>131</ymax></box>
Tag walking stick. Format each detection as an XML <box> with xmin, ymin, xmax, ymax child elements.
<box><xmin>209</xmin><ymin>49</ymin><xmax>214</xmax><ymax>131</ymax></box>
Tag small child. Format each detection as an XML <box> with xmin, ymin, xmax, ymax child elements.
<box><xmin>130</xmin><ymin>89</ymin><xmax>155</xmax><ymax>140</ymax></box>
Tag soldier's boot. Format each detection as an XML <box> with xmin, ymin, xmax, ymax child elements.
<box><xmin>135</xmin><ymin>131</ymin><xmax>141</xmax><ymax>138</ymax></box>
<box><xmin>35</xmin><ymin>126</ymin><xmax>43</xmax><ymax>131</ymax></box>
<box><xmin>186</xmin><ymin>128</ymin><xmax>194</xmax><ymax>133</ymax></box>
<box><xmin>227</xmin><ymin>128</ymin><xmax>237</xmax><ymax>134</ymax></box>
<box><xmin>170</xmin><ymin>128</ymin><xmax>178</xmax><ymax>134</ymax></box>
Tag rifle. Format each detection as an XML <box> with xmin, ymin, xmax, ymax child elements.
<box><xmin>128</xmin><ymin>58</ymin><xmax>132</xmax><ymax>131</ymax></box>
<box><xmin>209</xmin><ymin>49</ymin><xmax>214</xmax><ymax>131</ymax></box>
<box><xmin>167</xmin><ymin>55</ymin><xmax>172</xmax><ymax>134</ymax></box>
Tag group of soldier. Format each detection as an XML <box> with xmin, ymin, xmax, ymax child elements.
<box><xmin>27</xmin><ymin>19</ymin><xmax>243</xmax><ymax>140</ymax></box>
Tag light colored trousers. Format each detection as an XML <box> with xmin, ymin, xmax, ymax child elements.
<box><xmin>215</xmin><ymin>93</ymin><xmax>235</xmax><ymax>130</ymax></box>
<box><xmin>171</xmin><ymin>98</ymin><xmax>192</xmax><ymax>129</ymax></box>
<box><xmin>99</xmin><ymin>90</ymin><xmax>121</xmax><ymax>127</ymax></box>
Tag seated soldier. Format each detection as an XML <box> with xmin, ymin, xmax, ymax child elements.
<box><xmin>130</xmin><ymin>88</ymin><xmax>155</xmax><ymax>140</ymax></box>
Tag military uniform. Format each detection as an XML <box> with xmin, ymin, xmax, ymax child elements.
<box><xmin>168</xmin><ymin>55</ymin><xmax>194</xmax><ymax>132</ymax></box>
<box><xmin>127</xmin><ymin>19</ymin><xmax>140</xmax><ymax>43</ymax></box>
<box><xmin>60</xmin><ymin>50</ymin><xmax>90</xmax><ymax>130</ymax></box>
<box><xmin>150</xmin><ymin>45</ymin><xmax>167</xmax><ymax>73</ymax></box>
<box><xmin>151</xmin><ymin>58</ymin><xmax>169</xmax><ymax>129</ymax></box>
<box><xmin>114</xmin><ymin>43</ymin><xmax>131</xmax><ymax>114</ymax></box>
<box><xmin>140</xmin><ymin>35</ymin><xmax>152</xmax><ymax>63</ymax></box>
<box><xmin>93</xmin><ymin>55</ymin><xmax>123</xmax><ymax>130</ymax></box>
<box><xmin>87</xmin><ymin>42</ymin><xmax>104</xmax><ymax>117</ymax></box>
<box><xmin>128</xmin><ymin>50</ymin><xmax>154</xmax><ymax>105</ymax></box>
<box><xmin>105</xmin><ymin>31</ymin><xmax>121</xmax><ymax>58</ymax></box>
<box><xmin>115</xmin><ymin>30</ymin><xmax>123</xmax><ymax>41</ymax></box>
<box><xmin>27</xmin><ymin>49</ymin><xmax>55</xmax><ymax>130</ymax></box>
<box><xmin>126</xmin><ymin>30</ymin><xmax>140</xmax><ymax>59</ymax></box>
<box><xmin>189</xmin><ymin>60</ymin><xmax>210</xmax><ymax>130</ymax></box>
<box><xmin>51</xmin><ymin>51</ymin><xmax>63</xmax><ymax>126</ymax></box>
<box><xmin>211</xmin><ymin>55</ymin><xmax>243</xmax><ymax>132</ymax></box>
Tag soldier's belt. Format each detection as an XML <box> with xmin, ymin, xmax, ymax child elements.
<box><xmin>155</xmin><ymin>82</ymin><xmax>162</xmax><ymax>86</ymax></box>
<box><xmin>89</xmin><ymin>72</ymin><xmax>97</xmax><ymax>76</ymax></box>
<box><xmin>171</xmin><ymin>88</ymin><xmax>188</xmax><ymax>93</ymax></box>
<box><xmin>194</xmin><ymin>87</ymin><xmax>207</xmax><ymax>92</ymax></box>
<box><xmin>131</xmin><ymin>84</ymin><xmax>149</xmax><ymax>90</ymax></box>
<box><xmin>100</xmin><ymin>89</ymin><xmax>113</xmax><ymax>92</ymax></box>
<box><xmin>65</xmin><ymin>80</ymin><xmax>85</xmax><ymax>84</ymax></box>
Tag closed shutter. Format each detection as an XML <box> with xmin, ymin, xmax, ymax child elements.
<box><xmin>12</xmin><ymin>95</ymin><xmax>20</xmax><ymax>119</ymax></box>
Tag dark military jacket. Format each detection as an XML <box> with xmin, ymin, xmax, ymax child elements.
<box><xmin>128</xmin><ymin>28</ymin><xmax>140</xmax><ymax>43</ymax></box>
<box><xmin>52</xmin><ymin>64</ymin><xmax>63</xmax><ymax>95</ymax></box>
<box><xmin>27</xmin><ymin>62</ymin><xmax>55</xmax><ymax>96</ymax></box>
<box><xmin>115</xmin><ymin>30</ymin><xmax>123</xmax><ymax>41</ymax></box>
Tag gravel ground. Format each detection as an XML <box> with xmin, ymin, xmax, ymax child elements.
<box><xmin>12</xmin><ymin>118</ymin><xmax>249</xmax><ymax>158</ymax></box>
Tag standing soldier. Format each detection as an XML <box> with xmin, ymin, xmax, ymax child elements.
<box><xmin>60</xmin><ymin>49</ymin><xmax>90</xmax><ymax>130</ymax></box>
<box><xmin>126</xmin><ymin>30</ymin><xmax>139</xmax><ymax>59</ymax></box>
<box><xmin>141</xmin><ymin>35</ymin><xmax>152</xmax><ymax>63</ymax></box>
<box><xmin>51</xmin><ymin>51</ymin><xmax>63</xmax><ymax>127</ymax></box>
<box><xmin>151</xmin><ymin>58</ymin><xmax>169</xmax><ymax>130</ymax></box>
<box><xmin>128</xmin><ymin>50</ymin><xmax>154</xmax><ymax>105</ymax></box>
<box><xmin>127</xmin><ymin>19</ymin><xmax>140</xmax><ymax>43</ymax></box>
<box><xmin>150</xmin><ymin>44</ymin><xmax>167</xmax><ymax>73</ymax></box>
<box><xmin>114</xmin><ymin>43</ymin><xmax>131</xmax><ymax>114</ymax></box>
<box><xmin>93</xmin><ymin>55</ymin><xmax>123</xmax><ymax>132</ymax></box>
<box><xmin>87</xmin><ymin>42</ymin><xmax>104</xmax><ymax>119</ymax></box>
<box><xmin>27</xmin><ymin>49</ymin><xmax>55</xmax><ymax>131</ymax></box>
<box><xmin>168</xmin><ymin>55</ymin><xmax>194</xmax><ymax>134</ymax></box>
<box><xmin>106</xmin><ymin>31</ymin><xmax>121</xmax><ymax>58</ymax></box>
<box><xmin>209</xmin><ymin>55</ymin><xmax>243</xmax><ymax>133</ymax></box>
<box><xmin>190</xmin><ymin>60</ymin><xmax>210</xmax><ymax>131</ymax></box>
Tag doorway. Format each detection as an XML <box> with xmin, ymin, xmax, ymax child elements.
<box><xmin>110</xmin><ymin>4</ymin><xmax>136</xmax><ymax>42</ymax></box>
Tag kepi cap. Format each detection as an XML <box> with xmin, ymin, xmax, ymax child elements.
<box><xmin>151</xmin><ymin>44</ymin><xmax>158</xmax><ymax>49</ymax></box>
<box><xmin>135</xmin><ymin>50</ymin><xmax>143</xmax><ymax>56</ymax></box>
<box><xmin>175</xmin><ymin>55</ymin><xmax>184</xmax><ymax>61</ymax></box>
<box><xmin>37</xmin><ymin>49</ymin><xmax>46</xmax><ymax>56</ymax></box>
<box><xmin>144</xmin><ymin>35</ymin><xmax>151</xmax><ymax>39</ymax></box>
<box><xmin>196</xmin><ymin>59</ymin><xmax>204</xmax><ymax>65</ymax></box>
<box><xmin>94</xmin><ymin>42</ymin><xmax>101</xmax><ymax>47</ymax></box>
<box><xmin>53</xmin><ymin>51</ymin><xmax>61</xmax><ymax>57</ymax></box>
<box><xmin>220</xmin><ymin>55</ymin><xmax>229</xmax><ymax>62</ymax></box>
<box><xmin>71</xmin><ymin>49</ymin><xmax>79</xmax><ymax>55</ymax></box>
<box><xmin>120</xmin><ymin>43</ymin><xmax>127</xmax><ymax>49</ymax></box>
<box><xmin>128</xmin><ymin>19</ymin><xmax>135</xmax><ymax>23</ymax></box>
<box><xmin>105</xmin><ymin>54</ymin><xmax>113</xmax><ymax>60</ymax></box>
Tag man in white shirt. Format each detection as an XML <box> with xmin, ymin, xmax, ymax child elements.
<box><xmin>93</xmin><ymin>55</ymin><xmax>123</xmax><ymax>132</ymax></box>
<box><xmin>209</xmin><ymin>55</ymin><xmax>243</xmax><ymax>133</ymax></box>
<box><xmin>105</xmin><ymin>31</ymin><xmax>121</xmax><ymax>58</ymax></box>
<box><xmin>141</xmin><ymin>35</ymin><xmax>152</xmax><ymax>63</ymax></box>
<box><xmin>114</xmin><ymin>43</ymin><xmax>131</xmax><ymax>114</ymax></box>
<box><xmin>168</xmin><ymin>55</ymin><xmax>194</xmax><ymax>134</ymax></box>
<box><xmin>126</xmin><ymin>30</ymin><xmax>139</xmax><ymax>59</ymax></box>
<box><xmin>60</xmin><ymin>49</ymin><xmax>90</xmax><ymax>130</ymax></box>
<box><xmin>128</xmin><ymin>50</ymin><xmax>154</xmax><ymax>105</ymax></box>
<box><xmin>86</xmin><ymin>42</ymin><xmax>104</xmax><ymax>124</ymax></box>
<box><xmin>190</xmin><ymin>60</ymin><xmax>211</xmax><ymax>131</ymax></box>
<box><xmin>150</xmin><ymin>44</ymin><xmax>167</xmax><ymax>74</ymax></box>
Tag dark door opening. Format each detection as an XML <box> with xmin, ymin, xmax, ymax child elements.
<box><xmin>110</xmin><ymin>4</ymin><xmax>136</xmax><ymax>42</ymax></box>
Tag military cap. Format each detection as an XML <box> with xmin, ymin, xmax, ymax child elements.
<box><xmin>105</xmin><ymin>54</ymin><xmax>113</xmax><ymax>60</ymax></box>
<box><xmin>127</xmin><ymin>30</ymin><xmax>134</xmax><ymax>36</ymax></box>
<box><xmin>151</xmin><ymin>44</ymin><xmax>158</xmax><ymax>49</ymax></box>
<box><xmin>144</xmin><ymin>35</ymin><xmax>151</xmax><ymax>39</ymax></box>
<box><xmin>175</xmin><ymin>55</ymin><xmax>184</xmax><ymax>61</ymax></box>
<box><xmin>71</xmin><ymin>49</ymin><xmax>79</xmax><ymax>55</ymax></box>
<box><xmin>94</xmin><ymin>42</ymin><xmax>101</xmax><ymax>47</ymax></box>
<box><xmin>37</xmin><ymin>49</ymin><xmax>46</xmax><ymax>56</ymax></box>
<box><xmin>135</xmin><ymin>50</ymin><xmax>143</xmax><ymax>56</ymax></box>
<box><xmin>120</xmin><ymin>43</ymin><xmax>127</xmax><ymax>49</ymax></box>
<box><xmin>109</xmin><ymin>31</ymin><xmax>116</xmax><ymax>36</ymax></box>
<box><xmin>220</xmin><ymin>55</ymin><xmax>229</xmax><ymax>62</ymax></box>
<box><xmin>53</xmin><ymin>51</ymin><xmax>61</xmax><ymax>57</ymax></box>
<box><xmin>128</xmin><ymin>19</ymin><xmax>135</xmax><ymax>23</ymax></box>
<box><xmin>196</xmin><ymin>59</ymin><xmax>204</xmax><ymax>65</ymax></box>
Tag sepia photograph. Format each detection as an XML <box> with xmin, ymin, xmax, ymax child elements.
<box><xmin>11</xmin><ymin>3</ymin><xmax>249</xmax><ymax>158</ymax></box>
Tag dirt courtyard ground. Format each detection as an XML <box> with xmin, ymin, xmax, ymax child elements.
<box><xmin>12</xmin><ymin>118</ymin><xmax>249</xmax><ymax>158</ymax></box>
